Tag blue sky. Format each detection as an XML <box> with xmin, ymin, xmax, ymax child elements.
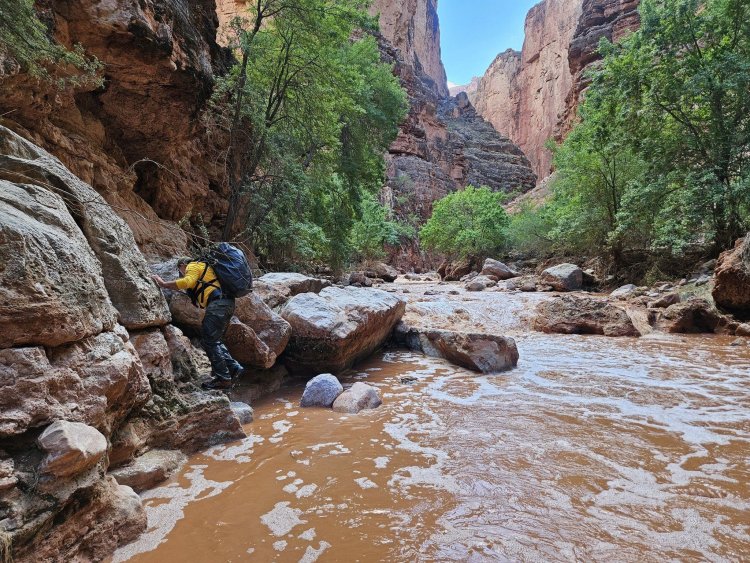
<box><xmin>438</xmin><ymin>0</ymin><xmax>540</xmax><ymax>86</ymax></box>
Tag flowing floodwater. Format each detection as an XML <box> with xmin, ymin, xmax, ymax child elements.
<box><xmin>114</xmin><ymin>288</ymin><xmax>750</xmax><ymax>562</ymax></box>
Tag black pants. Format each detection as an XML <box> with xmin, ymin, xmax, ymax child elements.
<box><xmin>201</xmin><ymin>297</ymin><xmax>242</xmax><ymax>380</ymax></box>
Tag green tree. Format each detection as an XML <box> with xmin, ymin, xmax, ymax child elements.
<box><xmin>350</xmin><ymin>194</ymin><xmax>410</xmax><ymax>261</ymax></box>
<box><xmin>0</xmin><ymin>0</ymin><xmax>101</xmax><ymax>87</ymax></box>
<box><xmin>209</xmin><ymin>0</ymin><xmax>407</xmax><ymax>269</ymax></box>
<box><xmin>420</xmin><ymin>186</ymin><xmax>510</xmax><ymax>258</ymax></box>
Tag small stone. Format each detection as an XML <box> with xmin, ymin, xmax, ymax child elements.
<box><xmin>230</xmin><ymin>401</ymin><xmax>254</xmax><ymax>424</ymax></box>
<box><xmin>300</xmin><ymin>374</ymin><xmax>343</xmax><ymax>408</ymax></box>
<box><xmin>399</xmin><ymin>376</ymin><xmax>418</xmax><ymax>384</ymax></box>
<box><xmin>38</xmin><ymin>420</ymin><xmax>107</xmax><ymax>478</ymax></box>
<box><xmin>730</xmin><ymin>338</ymin><xmax>744</xmax><ymax>347</ymax></box>
<box><xmin>610</xmin><ymin>284</ymin><xmax>638</xmax><ymax>298</ymax></box>
<box><xmin>332</xmin><ymin>383</ymin><xmax>382</xmax><ymax>414</ymax></box>
<box><xmin>695</xmin><ymin>274</ymin><xmax>711</xmax><ymax>286</ymax></box>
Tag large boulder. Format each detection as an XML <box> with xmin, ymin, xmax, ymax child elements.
<box><xmin>0</xmin><ymin>125</ymin><xmax>170</xmax><ymax>330</ymax></box>
<box><xmin>539</xmin><ymin>263</ymin><xmax>584</xmax><ymax>292</ymax></box>
<box><xmin>438</xmin><ymin>257</ymin><xmax>478</xmax><ymax>281</ymax></box>
<box><xmin>253</xmin><ymin>272</ymin><xmax>331</xmax><ymax>309</ymax></box>
<box><xmin>37</xmin><ymin>421</ymin><xmax>108</xmax><ymax>478</ymax></box>
<box><xmin>300</xmin><ymin>374</ymin><xmax>343</xmax><ymax>408</ymax></box>
<box><xmin>332</xmin><ymin>382</ymin><xmax>382</xmax><ymax>414</ymax></box>
<box><xmin>481</xmin><ymin>258</ymin><xmax>518</xmax><ymax>280</ymax></box>
<box><xmin>712</xmin><ymin>235</ymin><xmax>750</xmax><ymax>317</ymax></box>
<box><xmin>165</xmin><ymin>291</ymin><xmax>291</xmax><ymax>369</ymax></box>
<box><xmin>0</xmin><ymin>329</ymin><xmax>149</xmax><ymax>438</ymax></box>
<box><xmin>657</xmin><ymin>299</ymin><xmax>722</xmax><ymax>333</ymax></box>
<box><xmin>0</xmin><ymin>181</ymin><xmax>117</xmax><ymax>348</ymax></box>
<box><xmin>280</xmin><ymin>287</ymin><xmax>405</xmax><ymax>373</ymax></box>
<box><xmin>533</xmin><ymin>296</ymin><xmax>641</xmax><ymax>337</ymax></box>
<box><xmin>398</xmin><ymin>326</ymin><xmax>519</xmax><ymax>372</ymax></box>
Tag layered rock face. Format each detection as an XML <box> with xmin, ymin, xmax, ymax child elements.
<box><xmin>0</xmin><ymin>127</ymin><xmax>245</xmax><ymax>561</ymax></box>
<box><xmin>470</xmin><ymin>0</ymin><xmax>640</xmax><ymax>180</ymax></box>
<box><xmin>0</xmin><ymin>0</ymin><xmax>231</xmax><ymax>256</ymax></box>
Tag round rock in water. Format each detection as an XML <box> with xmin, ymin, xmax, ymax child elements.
<box><xmin>332</xmin><ymin>382</ymin><xmax>382</xmax><ymax>414</ymax></box>
<box><xmin>230</xmin><ymin>402</ymin><xmax>254</xmax><ymax>424</ymax></box>
<box><xmin>300</xmin><ymin>374</ymin><xmax>343</xmax><ymax>408</ymax></box>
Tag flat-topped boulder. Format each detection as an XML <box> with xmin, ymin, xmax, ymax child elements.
<box><xmin>533</xmin><ymin>295</ymin><xmax>641</xmax><ymax>337</ymax></box>
<box><xmin>280</xmin><ymin>287</ymin><xmax>405</xmax><ymax>373</ymax></box>
<box><xmin>397</xmin><ymin>325</ymin><xmax>519</xmax><ymax>372</ymax></box>
<box><xmin>254</xmin><ymin>272</ymin><xmax>331</xmax><ymax>309</ymax></box>
<box><xmin>109</xmin><ymin>449</ymin><xmax>187</xmax><ymax>492</ymax></box>
<box><xmin>539</xmin><ymin>263</ymin><xmax>583</xmax><ymax>292</ymax></box>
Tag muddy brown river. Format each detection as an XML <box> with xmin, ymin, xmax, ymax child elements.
<box><xmin>113</xmin><ymin>287</ymin><xmax>750</xmax><ymax>562</ymax></box>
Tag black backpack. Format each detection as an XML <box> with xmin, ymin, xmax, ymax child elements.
<box><xmin>203</xmin><ymin>242</ymin><xmax>253</xmax><ymax>298</ymax></box>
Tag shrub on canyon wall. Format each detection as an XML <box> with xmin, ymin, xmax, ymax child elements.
<box><xmin>420</xmin><ymin>186</ymin><xmax>510</xmax><ymax>259</ymax></box>
<box><xmin>0</xmin><ymin>0</ymin><xmax>101</xmax><ymax>87</ymax></box>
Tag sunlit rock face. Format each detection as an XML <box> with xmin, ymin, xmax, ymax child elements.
<box><xmin>471</xmin><ymin>0</ymin><xmax>640</xmax><ymax>180</ymax></box>
<box><xmin>370</xmin><ymin>0</ymin><xmax>449</xmax><ymax>97</ymax></box>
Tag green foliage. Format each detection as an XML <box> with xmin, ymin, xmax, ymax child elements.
<box><xmin>210</xmin><ymin>0</ymin><xmax>407</xmax><ymax>270</ymax></box>
<box><xmin>505</xmin><ymin>200</ymin><xmax>556</xmax><ymax>256</ymax></box>
<box><xmin>515</xmin><ymin>0</ymin><xmax>750</xmax><ymax>275</ymax></box>
<box><xmin>0</xmin><ymin>0</ymin><xmax>101</xmax><ymax>88</ymax></box>
<box><xmin>420</xmin><ymin>186</ymin><xmax>510</xmax><ymax>258</ymax></box>
<box><xmin>350</xmin><ymin>194</ymin><xmax>411</xmax><ymax>261</ymax></box>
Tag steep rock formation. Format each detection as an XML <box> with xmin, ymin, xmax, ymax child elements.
<box><xmin>472</xmin><ymin>0</ymin><xmax>583</xmax><ymax>178</ymax></box>
<box><xmin>370</xmin><ymin>0</ymin><xmax>448</xmax><ymax>97</ymax></box>
<box><xmin>0</xmin><ymin>0</ymin><xmax>232</xmax><ymax>256</ymax></box>
<box><xmin>0</xmin><ymin>126</ymin><xmax>244</xmax><ymax>561</ymax></box>
<box><xmin>471</xmin><ymin>0</ymin><xmax>640</xmax><ymax>180</ymax></box>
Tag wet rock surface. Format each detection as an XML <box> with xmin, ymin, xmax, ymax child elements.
<box><xmin>332</xmin><ymin>382</ymin><xmax>383</xmax><ymax>414</ymax></box>
<box><xmin>280</xmin><ymin>287</ymin><xmax>406</xmax><ymax>374</ymax></box>
<box><xmin>712</xmin><ymin>234</ymin><xmax>750</xmax><ymax>318</ymax></box>
<box><xmin>300</xmin><ymin>374</ymin><xmax>344</xmax><ymax>408</ymax></box>
<box><xmin>110</xmin><ymin>449</ymin><xmax>188</xmax><ymax>492</ymax></box>
<box><xmin>533</xmin><ymin>295</ymin><xmax>641</xmax><ymax>337</ymax></box>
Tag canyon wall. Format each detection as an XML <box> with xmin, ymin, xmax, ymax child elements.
<box><xmin>0</xmin><ymin>0</ymin><xmax>233</xmax><ymax>257</ymax></box>
<box><xmin>470</xmin><ymin>0</ymin><xmax>640</xmax><ymax>180</ymax></box>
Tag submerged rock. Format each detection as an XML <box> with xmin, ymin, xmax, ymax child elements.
<box><xmin>38</xmin><ymin>421</ymin><xmax>108</xmax><ymax>478</ymax></box>
<box><xmin>397</xmin><ymin>326</ymin><xmax>519</xmax><ymax>372</ymax></box>
<box><xmin>300</xmin><ymin>374</ymin><xmax>343</xmax><ymax>408</ymax></box>
<box><xmin>533</xmin><ymin>295</ymin><xmax>641</xmax><ymax>337</ymax></box>
<box><xmin>110</xmin><ymin>449</ymin><xmax>187</xmax><ymax>492</ymax></box>
<box><xmin>280</xmin><ymin>287</ymin><xmax>405</xmax><ymax>373</ymax></box>
<box><xmin>230</xmin><ymin>402</ymin><xmax>254</xmax><ymax>424</ymax></box>
<box><xmin>539</xmin><ymin>263</ymin><xmax>583</xmax><ymax>292</ymax></box>
<box><xmin>332</xmin><ymin>382</ymin><xmax>382</xmax><ymax>414</ymax></box>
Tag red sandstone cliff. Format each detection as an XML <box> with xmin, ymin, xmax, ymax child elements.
<box><xmin>470</xmin><ymin>0</ymin><xmax>640</xmax><ymax>180</ymax></box>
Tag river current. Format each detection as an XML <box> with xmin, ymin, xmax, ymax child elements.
<box><xmin>113</xmin><ymin>287</ymin><xmax>750</xmax><ymax>562</ymax></box>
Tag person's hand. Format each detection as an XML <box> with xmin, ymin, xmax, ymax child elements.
<box><xmin>151</xmin><ymin>274</ymin><xmax>165</xmax><ymax>288</ymax></box>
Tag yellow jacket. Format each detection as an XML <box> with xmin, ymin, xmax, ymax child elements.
<box><xmin>175</xmin><ymin>261</ymin><xmax>220</xmax><ymax>308</ymax></box>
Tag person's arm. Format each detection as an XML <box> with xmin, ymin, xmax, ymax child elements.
<box><xmin>151</xmin><ymin>275</ymin><xmax>181</xmax><ymax>291</ymax></box>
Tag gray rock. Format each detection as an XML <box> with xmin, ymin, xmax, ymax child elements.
<box><xmin>695</xmin><ymin>274</ymin><xmax>711</xmax><ymax>286</ymax></box>
<box><xmin>0</xmin><ymin>181</ymin><xmax>117</xmax><ymax>348</ymax></box>
<box><xmin>332</xmin><ymin>382</ymin><xmax>382</xmax><ymax>414</ymax></box>
<box><xmin>348</xmin><ymin>272</ymin><xmax>373</xmax><ymax>287</ymax></box>
<box><xmin>648</xmin><ymin>293</ymin><xmax>681</xmax><ymax>309</ymax></box>
<box><xmin>38</xmin><ymin>421</ymin><xmax>107</xmax><ymax>478</ymax></box>
<box><xmin>0</xmin><ymin>125</ymin><xmax>170</xmax><ymax>331</ymax></box>
<box><xmin>610</xmin><ymin>284</ymin><xmax>638</xmax><ymax>298</ymax></box>
<box><xmin>465</xmin><ymin>275</ymin><xmax>497</xmax><ymax>291</ymax></box>
<box><xmin>300</xmin><ymin>374</ymin><xmax>343</xmax><ymax>408</ymax></box>
<box><xmin>363</xmin><ymin>262</ymin><xmax>399</xmax><ymax>282</ymax></box>
<box><xmin>539</xmin><ymin>263</ymin><xmax>583</xmax><ymax>292</ymax></box>
<box><xmin>110</xmin><ymin>449</ymin><xmax>187</xmax><ymax>492</ymax></box>
<box><xmin>230</xmin><ymin>402</ymin><xmax>254</xmax><ymax>424</ymax></box>
<box><xmin>280</xmin><ymin>287</ymin><xmax>405</xmax><ymax>373</ymax></box>
<box><xmin>736</xmin><ymin>323</ymin><xmax>750</xmax><ymax>337</ymax></box>
<box><xmin>481</xmin><ymin>258</ymin><xmax>518</xmax><ymax>280</ymax></box>
<box><xmin>253</xmin><ymin>272</ymin><xmax>331</xmax><ymax>309</ymax></box>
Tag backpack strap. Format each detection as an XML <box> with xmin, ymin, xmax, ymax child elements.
<box><xmin>189</xmin><ymin>262</ymin><xmax>220</xmax><ymax>307</ymax></box>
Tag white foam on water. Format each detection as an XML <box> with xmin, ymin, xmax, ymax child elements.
<box><xmin>204</xmin><ymin>434</ymin><xmax>264</xmax><ymax>463</ymax></box>
<box><xmin>273</xmin><ymin>540</ymin><xmax>287</xmax><ymax>551</ymax></box>
<box><xmin>374</xmin><ymin>457</ymin><xmax>390</xmax><ymax>469</ymax></box>
<box><xmin>298</xmin><ymin>541</ymin><xmax>332</xmax><ymax>563</ymax></box>
<box><xmin>260</xmin><ymin>502</ymin><xmax>307</xmax><ymax>537</ymax></box>
<box><xmin>111</xmin><ymin>465</ymin><xmax>233</xmax><ymax>561</ymax></box>
<box><xmin>354</xmin><ymin>477</ymin><xmax>378</xmax><ymax>490</ymax></box>
<box><xmin>296</xmin><ymin>484</ymin><xmax>318</xmax><ymax>498</ymax></box>
<box><xmin>298</xmin><ymin>528</ymin><xmax>316</xmax><ymax>541</ymax></box>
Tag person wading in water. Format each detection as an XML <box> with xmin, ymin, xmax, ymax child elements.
<box><xmin>152</xmin><ymin>257</ymin><xmax>243</xmax><ymax>390</ymax></box>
